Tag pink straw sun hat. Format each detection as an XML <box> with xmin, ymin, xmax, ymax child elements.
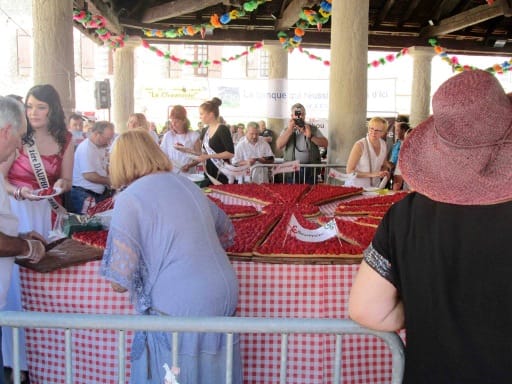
<box><xmin>399</xmin><ymin>69</ymin><xmax>512</xmax><ymax>205</ymax></box>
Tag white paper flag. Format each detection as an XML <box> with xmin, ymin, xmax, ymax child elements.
<box><xmin>286</xmin><ymin>214</ymin><xmax>338</xmax><ymax>243</ymax></box>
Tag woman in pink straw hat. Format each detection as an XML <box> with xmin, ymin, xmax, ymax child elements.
<box><xmin>348</xmin><ymin>69</ymin><xmax>512</xmax><ymax>383</ymax></box>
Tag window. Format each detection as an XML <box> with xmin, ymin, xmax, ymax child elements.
<box><xmin>247</xmin><ymin>47</ymin><xmax>269</xmax><ymax>78</ymax></box>
<box><xmin>80</xmin><ymin>35</ymin><xmax>96</xmax><ymax>78</ymax></box>
<box><xmin>17</xmin><ymin>29</ymin><xmax>32</xmax><ymax>77</ymax></box>
<box><xmin>183</xmin><ymin>44</ymin><xmax>208</xmax><ymax>77</ymax></box>
<box><xmin>259</xmin><ymin>48</ymin><xmax>269</xmax><ymax>78</ymax></box>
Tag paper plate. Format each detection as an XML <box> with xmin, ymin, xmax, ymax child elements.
<box><xmin>187</xmin><ymin>173</ymin><xmax>205</xmax><ymax>182</ymax></box>
<box><xmin>186</xmin><ymin>173</ymin><xmax>205</xmax><ymax>187</ymax></box>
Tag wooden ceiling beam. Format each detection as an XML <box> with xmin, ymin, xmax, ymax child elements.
<box><xmin>275</xmin><ymin>0</ymin><xmax>319</xmax><ymax>30</ymax></box>
<box><xmin>142</xmin><ymin>0</ymin><xmax>230</xmax><ymax>23</ymax></box>
<box><xmin>373</xmin><ymin>0</ymin><xmax>396</xmax><ymax>28</ymax></box>
<box><xmin>433</xmin><ymin>0</ymin><xmax>465</xmax><ymax>20</ymax></box>
<box><xmin>86</xmin><ymin>0</ymin><xmax>123</xmax><ymax>34</ymax></box>
<box><xmin>398</xmin><ymin>0</ymin><xmax>421</xmax><ymax>27</ymax></box>
<box><xmin>420</xmin><ymin>0</ymin><xmax>512</xmax><ymax>37</ymax></box>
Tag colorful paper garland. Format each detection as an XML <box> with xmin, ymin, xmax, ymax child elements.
<box><xmin>73</xmin><ymin>9</ymin><xmax>127</xmax><ymax>48</ymax></box>
<box><xmin>278</xmin><ymin>0</ymin><xmax>332</xmax><ymax>51</ymax></box>
<box><xmin>428</xmin><ymin>38</ymin><xmax>512</xmax><ymax>74</ymax></box>
<box><xmin>72</xmin><ymin>8</ymin><xmax>511</xmax><ymax>73</ymax></box>
<box><xmin>295</xmin><ymin>46</ymin><xmax>410</xmax><ymax>68</ymax></box>
<box><xmin>142</xmin><ymin>0</ymin><xmax>268</xmax><ymax>40</ymax></box>
<box><xmin>141</xmin><ymin>39</ymin><xmax>263</xmax><ymax>67</ymax></box>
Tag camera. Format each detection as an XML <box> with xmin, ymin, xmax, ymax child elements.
<box><xmin>293</xmin><ymin>108</ymin><xmax>305</xmax><ymax>128</ymax></box>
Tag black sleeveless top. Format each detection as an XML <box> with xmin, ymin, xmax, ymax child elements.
<box><xmin>365</xmin><ymin>192</ymin><xmax>512</xmax><ymax>384</ymax></box>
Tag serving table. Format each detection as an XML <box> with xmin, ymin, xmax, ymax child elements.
<box><xmin>19</xmin><ymin>187</ymin><xmax>400</xmax><ymax>384</ymax></box>
<box><xmin>20</xmin><ymin>261</ymin><xmax>395</xmax><ymax>384</ymax></box>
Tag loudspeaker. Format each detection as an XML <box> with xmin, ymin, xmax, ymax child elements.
<box><xmin>94</xmin><ymin>79</ymin><xmax>111</xmax><ymax>109</ymax></box>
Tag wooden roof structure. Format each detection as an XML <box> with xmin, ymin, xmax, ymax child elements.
<box><xmin>74</xmin><ymin>0</ymin><xmax>512</xmax><ymax>55</ymax></box>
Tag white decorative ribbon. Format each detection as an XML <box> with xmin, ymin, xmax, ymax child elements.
<box><xmin>327</xmin><ymin>168</ymin><xmax>353</xmax><ymax>182</ymax></box>
<box><xmin>285</xmin><ymin>213</ymin><xmax>339</xmax><ymax>243</ymax></box>
<box><xmin>271</xmin><ymin>160</ymin><xmax>300</xmax><ymax>176</ymax></box>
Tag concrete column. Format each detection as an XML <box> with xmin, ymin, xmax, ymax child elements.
<box><xmin>409</xmin><ymin>46</ymin><xmax>435</xmax><ymax>127</ymax></box>
<box><xmin>327</xmin><ymin>0</ymin><xmax>369</xmax><ymax>165</ymax></box>
<box><xmin>113</xmin><ymin>37</ymin><xmax>141</xmax><ymax>134</ymax></box>
<box><xmin>32</xmin><ymin>0</ymin><xmax>75</xmax><ymax>117</ymax></box>
<box><xmin>266</xmin><ymin>43</ymin><xmax>288</xmax><ymax>156</ymax></box>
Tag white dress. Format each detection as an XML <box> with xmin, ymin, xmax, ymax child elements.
<box><xmin>2</xmin><ymin>199</ymin><xmax>52</xmax><ymax>371</ymax></box>
<box><xmin>350</xmin><ymin>135</ymin><xmax>388</xmax><ymax>188</ymax></box>
<box><xmin>160</xmin><ymin>130</ymin><xmax>200</xmax><ymax>173</ymax></box>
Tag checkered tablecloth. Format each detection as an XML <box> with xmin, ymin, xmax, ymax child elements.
<box><xmin>20</xmin><ymin>260</ymin><xmax>395</xmax><ymax>384</ymax></box>
<box><xmin>234</xmin><ymin>262</ymin><xmax>395</xmax><ymax>384</ymax></box>
<box><xmin>20</xmin><ymin>261</ymin><xmax>135</xmax><ymax>384</ymax></box>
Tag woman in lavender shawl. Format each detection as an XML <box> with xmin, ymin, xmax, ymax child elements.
<box><xmin>100</xmin><ymin>129</ymin><xmax>242</xmax><ymax>384</ymax></box>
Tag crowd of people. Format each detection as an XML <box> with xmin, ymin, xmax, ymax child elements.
<box><xmin>1</xmin><ymin>69</ymin><xmax>510</xmax><ymax>384</ymax></box>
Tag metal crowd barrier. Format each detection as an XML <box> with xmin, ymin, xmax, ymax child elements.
<box><xmin>250</xmin><ymin>163</ymin><xmax>348</xmax><ymax>184</ymax></box>
<box><xmin>0</xmin><ymin>311</ymin><xmax>404</xmax><ymax>384</ymax></box>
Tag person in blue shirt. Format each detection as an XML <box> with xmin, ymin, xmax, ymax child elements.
<box><xmin>388</xmin><ymin>121</ymin><xmax>409</xmax><ymax>167</ymax></box>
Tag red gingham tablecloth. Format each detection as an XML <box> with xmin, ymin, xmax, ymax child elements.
<box><xmin>20</xmin><ymin>260</ymin><xmax>395</xmax><ymax>384</ymax></box>
<box><xmin>235</xmin><ymin>262</ymin><xmax>394</xmax><ymax>384</ymax></box>
<box><xmin>20</xmin><ymin>261</ymin><xmax>135</xmax><ymax>384</ymax></box>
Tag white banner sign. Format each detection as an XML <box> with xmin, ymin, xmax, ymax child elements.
<box><xmin>271</xmin><ymin>160</ymin><xmax>300</xmax><ymax>176</ymax></box>
<box><xmin>286</xmin><ymin>214</ymin><xmax>339</xmax><ymax>243</ymax></box>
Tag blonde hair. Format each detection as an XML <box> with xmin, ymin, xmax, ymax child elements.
<box><xmin>368</xmin><ymin>117</ymin><xmax>388</xmax><ymax>130</ymax></box>
<box><xmin>128</xmin><ymin>113</ymin><xmax>149</xmax><ymax>130</ymax></box>
<box><xmin>109</xmin><ymin>129</ymin><xmax>172</xmax><ymax>188</ymax></box>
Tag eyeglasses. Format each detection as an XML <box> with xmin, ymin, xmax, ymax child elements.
<box><xmin>369</xmin><ymin>127</ymin><xmax>384</xmax><ymax>133</ymax></box>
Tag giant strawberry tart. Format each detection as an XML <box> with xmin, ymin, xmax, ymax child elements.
<box><xmin>300</xmin><ymin>184</ymin><xmax>363</xmax><ymax>205</ymax></box>
<box><xmin>207</xmin><ymin>195</ymin><xmax>259</xmax><ymax>218</ymax></box>
<box><xmin>227</xmin><ymin>209</ymin><xmax>283</xmax><ymax>258</ymax></box>
<box><xmin>72</xmin><ymin>230</ymin><xmax>109</xmax><ymax>249</ymax></box>
<box><xmin>253</xmin><ymin>211</ymin><xmax>364</xmax><ymax>261</ymax></box>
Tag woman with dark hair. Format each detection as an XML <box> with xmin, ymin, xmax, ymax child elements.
<box><xmin>160</xmin><ymin>105</ymin><xmax>201</xmax><ymax>173</ymax></box>
<box><xmin>0</xmin><ymin>84</ymin><xmax>73</xmax><ymax>380</ymax></box>
<box><xmin>197</xmin><ymin>97</ymin><xmax>234</xmax><ymax>186</ymax></box>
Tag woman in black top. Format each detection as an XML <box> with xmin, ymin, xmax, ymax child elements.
<box><xmin>197</xmin><ymin>97</ymin><xmax>234</xmax><ymax>186</ymax></box>
<box><xmin>349</xmin><ymin>70</ymin><xmax>512</xmax><ymax>384</ymax></box>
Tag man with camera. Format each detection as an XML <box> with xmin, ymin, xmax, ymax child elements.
<box><xmin>276</xmin><ymin>103</ymin><xmax>328</xmax><ymax>184</ymax></box>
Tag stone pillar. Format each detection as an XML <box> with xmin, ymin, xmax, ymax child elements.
<box><xmin>409</xmin><ymin>46</ymin><xmax>435</xmax><ymax>127</ymax></box>
<box><xmin>32</xmin><ymin>0</ymin><xmax>75</xmax><ymax>117</ymax></box>
<box><xmin>327</xmin><ymin>0</ymin><xmax>369</xmax><ymax>166</ymax></box>
<box><xmin>113</xmin><ymin>37</ymin><xmax>141</xmax><ymax>134</ymax></box>
<box><xmin>266</xmin><ymin>43</ymin><xmax>288</xmax><ymax>156</ymax></box>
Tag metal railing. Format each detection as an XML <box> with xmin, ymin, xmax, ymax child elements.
<box><xmin>0</xmin><ymin>311</ymin><xmax>404</xmax><ymax>384</ymax></box>
<box><xmin>250</xmin><ymin>163</ymin><xmax>348</xmax><ymax>184</ymax></box>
